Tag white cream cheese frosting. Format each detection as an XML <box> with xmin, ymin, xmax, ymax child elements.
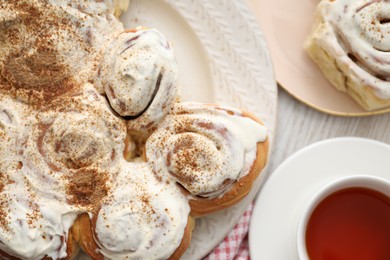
<box><xmin>95</xmin><ymin>162</ymin><xmax>190</xmax><ymax>260</ymax></box>
<box><xmin>0</xmin><ymin>186</ymin><xmax>79</xmax><ymax>260</ymax></box>
<box><xmin>0</xmin><ymin>94</ymin><xmax>81</xmax><ymax>260</ymax></box>
<box><xmin>95</xmin><ymin>28</ymin><xmax>179</xmax><ymax>131</ymax></box>
<box><xmin>0</xmin><ymin>0</ymin><xmax>123</xmax><ymax>99</ymax></box>
<box><xmin>314</xmin><ymin>0</ymin><xmax>390</xmax><ymax>99</ymax></box>
<box><xmin>36</xmin><ymin>85</ymin><xmax>126</xmax><ymax>171</ymax></box>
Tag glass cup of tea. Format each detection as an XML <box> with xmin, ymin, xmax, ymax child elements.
<box><xmin>296</xmin><ymin>175</ymin><xmax>390</xmax><ymax>260</ymax></box>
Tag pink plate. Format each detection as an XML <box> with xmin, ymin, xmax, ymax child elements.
<box><xmin>247</xmin><ymin>0</ymin><xmax>390</xmax><ymax>116</ymax></box>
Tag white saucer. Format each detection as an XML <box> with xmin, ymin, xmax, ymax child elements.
<box><xmin>249</xmin><ymin>137</ymin><xmax>390</xmax><ymax>260</ymax></box>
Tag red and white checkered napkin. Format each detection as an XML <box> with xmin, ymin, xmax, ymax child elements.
<box><xmin>203</xmin><ymin>202</ymin><xmax>254</xmax><ymax>260</ymax></box>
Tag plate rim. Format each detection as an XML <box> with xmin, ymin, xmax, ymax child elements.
<box><xmin>279</xmin><ymin>83</ymin><xmax>390</xmax><ymax>117</ymax></box>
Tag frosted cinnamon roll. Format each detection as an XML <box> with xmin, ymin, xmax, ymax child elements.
<box><xmin>0</xmin><ymin>0</ymin><xmax>124</xmax><ymax>104</ymax></box>
<box><xmin>0</xmin><ymin>95</ymin><xmax>81</xmax><ymax>260</ymax></box>
<box><xmin>18</xmin><ymin>85</ymin><xmax>126</xmax><ymax>199</ymax></box>
<box><xmin>74</xmin><ymin>162</ymin><xmax>193</xmax><ymax>260</ymax></box>
<box><xmin>95</xmin><ymin>27</ymin><xmax>179</xmax><ymax>131</ymax></box>
<box><xmin>0</xmin><ymin>184</ymin><xmax>80</xmax><ymax>260</ymax></box>
<box><xmin>40</xmin><ymin>85</ymin><xmax>125</xmax><ymax>169</ymax></box>
<box><xmin>145</xmin><ymin>102</ymin><xmax>269</xmax><ymax>216</ymax></box>
<box><xmin>305</xmin><ymin>0</ymin><xmax>390</xmax><ymax>110</ymax></box>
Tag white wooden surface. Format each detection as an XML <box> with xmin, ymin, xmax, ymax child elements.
<box><xmin>268</xmin><ymin>87</ymin><xmax>390</xmax><ymax>175</ymax></box>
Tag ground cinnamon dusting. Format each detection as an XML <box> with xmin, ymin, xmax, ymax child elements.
<box><xmin>197</xmin><ymin>121</ymin><xmax>228</xmax><ymax>138</ymax></box>
<box><xmin>26</xmin><ymin>199</ymin><xmax>40</xmax><ymax>228</ymax></box>
<box><xmin>66</xmin><ymin>168</ymin><xmax>110</xmax><ymax>209</ymax></box>
<box><xmin>1</xmin><ymin>47</ymin><xmax>75</xmax><ymax>104</ymax></box>
<box><xmin>0</xmin><ymin>173</ymin><xmax>11</xmax><ymax>231</ymax></box>
<box><xmin>0</xmin><ymin>173</ymin><xmax>6</xmax><ymax>194</ymax></box>
<box><xmin>0</xmin><ymin>195</ymin><xmax>10</xmax><ymax>232</ymax></box>
<box><xmin>0</xmin><ymin>1</ymin><xmax>78</xmax><ymax>107</ymax></box>
<box><xmin>168</xmin><ymin>137</ymin><xmax>198</xmax><ymax>184</ymax></box>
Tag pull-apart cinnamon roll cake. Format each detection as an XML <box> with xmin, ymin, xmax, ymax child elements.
<box><xmin>305</xmin><ymin>0</ymin><xmax>390</xmax><ymax>111</ymax></box>
<box><xmin>0</xmin><ymin>0</ymin><xmax>269</xmax><ymax>259</ymax></box>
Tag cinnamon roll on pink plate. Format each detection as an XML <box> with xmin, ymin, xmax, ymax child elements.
<box><xmin>305</xmin><ymin>0</ymin><xmax>390</xmax><ymax>111</ymax></box>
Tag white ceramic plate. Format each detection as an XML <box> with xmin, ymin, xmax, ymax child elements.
<box><xmin>119</xmin><ymin>1</ymin><xmax>277</xmax><ymax>259</ymax></box>
<box><xmin>249</xmin><ymin>137</ymin><xmax>390</xmax><ymax>260</ymax></box>
<box><xmin>247</xmin><ymin>0</ymin><xmax>390</xmax><ymax>116</ymax></box>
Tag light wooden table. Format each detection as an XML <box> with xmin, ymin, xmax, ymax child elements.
<box><xmin>268</xmin><ymin>87</ymin><xmax>390</xmax><ymax>175</ymax></box>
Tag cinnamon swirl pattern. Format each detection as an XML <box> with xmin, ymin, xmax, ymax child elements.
<box><xmin>0</xmin><ymin>95</ymin><xmax>81</xmax><ymax>260</ymax></box>
<box><xmin>0</xmin><ymin>0</ymin><xmax>269</xmax><ymax>259</ymax></box>
<box><xmin>35</xmin><ymin>86</ymin><xmax>126</xmax><ymax>171</ymax></box>
<box><xmin>95</xmin><ymin>27</ymin><xmax>179</xmax><ymax>131</ymax></box>
<box><xmin>77</xmin><ymin>162</ymin><xmax>190</xmax><ymax>260</ymax></box>
<box><xmin>146</xmin><ymin>102</ymin><xmax>268</xmax><ymax>216</ymax></box>
<box><xmin>305</xmin><ymin>0</ymin><xmax>390</xmax><ymax>110</ymax></box>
